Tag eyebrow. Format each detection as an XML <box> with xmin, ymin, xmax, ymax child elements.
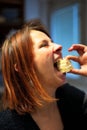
<box><xmin>42</xmin><ymin>38</ymin><xmax>52</xmax><ymax>43</ymax></box>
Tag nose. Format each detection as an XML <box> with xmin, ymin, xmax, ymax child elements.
<box><xmin>53</xmin><ymin>43</ymin><xmax>62</xmax><ymax>54</ymax></box>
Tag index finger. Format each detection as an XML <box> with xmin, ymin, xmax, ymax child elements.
<box><xmin>68</xmin><ymin>44</ymin><xmax>86</xmax><ymax>55</ymax></box>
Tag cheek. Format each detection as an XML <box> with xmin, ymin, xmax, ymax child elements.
<box><xmin>33</xmin><ymin>53</ymin><xmax>44</xmax><ymax>71</ymax></box>
<box><xmin>33</xmin><ymin>48</ymin><xmax>53</xmax><ymax>70</ymax></box>
<box><xmin>47</xmin><ymin>52</ymin><xmax>51</xmax><ymax>58</ymax></box>
<box><xmin>35</xmin><ymin>50</ymin><xmax>51</xmax><ymax>62</ymax></box>
<box><xmin>33</xmin><ymin>55</ymin><xmax>48</xmax><ymax>73</ymax></box>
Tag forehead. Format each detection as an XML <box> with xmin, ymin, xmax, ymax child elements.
<box><xmin>30</xmin><ymin>30</ymin><xmax>50</xmax><ymax>44</ymax></box>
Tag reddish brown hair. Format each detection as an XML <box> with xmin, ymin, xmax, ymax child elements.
<box><xmin>1</xmin><ymin>19</ymin><xmax>55</xmax><ymax>114</ymax></box>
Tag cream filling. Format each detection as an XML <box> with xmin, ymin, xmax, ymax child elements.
<box><xmin>57</xmin><ymin>59</ymin><xmax>73</xmax><ymax>73</ymax></box>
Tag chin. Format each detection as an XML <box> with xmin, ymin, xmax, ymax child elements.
<box><xmin>59</xmin><ymin>79</ymin><xmax>67</xmax><ymax>87</ymax></box>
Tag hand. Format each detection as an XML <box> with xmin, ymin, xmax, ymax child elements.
<box><xmin>66</xmin><ymin>44</ymin><xmax>87</xmax><ymax>76</ymax></box>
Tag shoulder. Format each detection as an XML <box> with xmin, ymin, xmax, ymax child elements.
<box><xmin>56</xmin><ymin>83</ymin><xmax>87</xmax><ymax>129</ymax></box>
<box><xmin>0</xmin><ymin>109</ymin><xmax>12</xmax><ymax>123</ymax></box>
<box><xmin>0</xmin><ymin>109</ymin><xmax>26</xmax><ymax>130</ymax></box>
<box><xmin>56</xmin><ymin>83</ymin><xmax>85</xmax><ymax>102</ymax></box>
<box><xmin>0</xmin><ymin>109</ymin><xmax>39</xmax><ymax>130</ymax></box>
<box><xmin>55</xmin><ymin>83</ymin><xmax>87</xmax><ymax>129</ymax></box>
<box><xmin>56</xmin><ymin>83</ymin><xmax>85</xmax><ymax>114</ymax></box>
<box><xmin>0</xmin><ymin>109</ymin><xmax>13</xmax><ymax>129</ymax></box>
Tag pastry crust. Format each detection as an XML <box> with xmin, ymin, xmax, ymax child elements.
<box><xmin>57</xmin><ymin>58</ymin><xmax>73</xmax><ymax>73</ymax></box>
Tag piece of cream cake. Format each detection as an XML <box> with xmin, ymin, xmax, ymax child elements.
<box><xmin>57</xmin><ymin>58</ymin><xmax>73</xmax><ymax>73</ymax></box>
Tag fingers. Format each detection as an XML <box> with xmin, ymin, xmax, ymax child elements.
<box><xmin>68</xmin><ymin>44</ymin><xmax>87</xmax><ymax>57</ymax></box>
<box><xmin>66</xmin><ymin>44</ymin><xmax>87</xmax><ymax>76</ymax></box>
<box><xmin>68</xmin><ymin>44</ymin><xmax>85</xmax><ymax>51</ymax></box>
<box><xmin>70</xmin><ymin>68</ymin><xmax>87</xmax><ymax>76</ymax></box>
<box><xmin>68</xmin><ymin>44</ymin><xmax>86</xmax><ymax>56</ymax></box>
<box><xmin>66</xmin><ymin>55</ymin><xmax>80</xmax><ymax>63</ymax></box>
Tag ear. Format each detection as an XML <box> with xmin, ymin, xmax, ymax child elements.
<box><xmin>14</xmin><ymin>63</ymin><xmax>19</xmax><ymax>72</ymax></box>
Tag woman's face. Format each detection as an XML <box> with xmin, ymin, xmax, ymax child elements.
<box><xmin>30</xmin><ymin>30</ymin><xmax>67</xmax><ymax>92</ymax></box>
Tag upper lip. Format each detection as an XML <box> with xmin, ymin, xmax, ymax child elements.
<box><xmin>54</xmin><ymin>57</ymin><xmax>62</xmax><ymax>64</ymax></box>
<box><xmin>54</xmin><ymin>53</ymin><xmax>62</xmax><ymax>63</ymax></box>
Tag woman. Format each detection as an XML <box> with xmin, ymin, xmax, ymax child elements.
<box><xmin>0</xmin><ymin>19</ymin><xmax>87</xmax><ymax>130</ymax></box>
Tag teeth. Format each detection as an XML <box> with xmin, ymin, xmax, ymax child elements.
<box><xmin>57</xmin><ymin>59</ymin><xmax>73</xmax><ymax>73</ymax></box>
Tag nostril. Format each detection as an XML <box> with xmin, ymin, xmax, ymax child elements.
<box><xmin>54</xmin><ymin>48</ymin><xmax>62</xmax><ymax>55</ymax></box>
<box><xmin>57</xmin><ymin>48</ymin><xmax>62</xmax><ymax>52</ymax></box>
<box><xmin>53</xmin><ymin>44</ymin><xmax>62</xmax><ymax>53</ymax></box>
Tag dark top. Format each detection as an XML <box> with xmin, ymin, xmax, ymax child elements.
<box><xmin>0</xmin><ymin>83</ymin><xmax>87</xmax><ymax>130</ymax></box>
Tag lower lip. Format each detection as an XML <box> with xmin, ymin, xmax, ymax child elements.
<box><xmin>60</xmin><ymin>73</ymin><xmax>66</xmax><ymax>81</ymax></box>
<box><xmin>55</xmin><ymin>67</ymin><xmax>67</xmax><ymax>81</ymax></box>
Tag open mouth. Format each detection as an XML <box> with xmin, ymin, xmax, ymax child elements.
<box><xmin>54</xmin><ymin>59</ymin><xmax>73</xmax><ymax>73</ymax></box>
<box><xmin>54</xmin><ymin>61</ymin><xmax>59</xmax><ymax>71</ymax></box>
<box><xmin>54</xmin><ymin>61</ymin><xmax>66</xmax><ymax>75</ymax></box>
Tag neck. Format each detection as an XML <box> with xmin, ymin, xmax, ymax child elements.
<box><xmin>31</xmin><ymin>100</ymin><xmax>64</xmax><ymax>130</ymax></box>
<box><xmin>32</xmin><ymin>101</ymin><xmax>58</xmax><ymax>117</ymax></box>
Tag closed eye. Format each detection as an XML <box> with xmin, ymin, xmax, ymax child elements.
<box><xmin>39</xmin><ymin>40</ymin><xmax>49</xmax><ymax>48</ymax></box>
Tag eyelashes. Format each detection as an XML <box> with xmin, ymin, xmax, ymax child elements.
<box><xmin>39</xmin><ymin>42</ymin><xmax>49</xmax><ymax>48</ymax></box>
